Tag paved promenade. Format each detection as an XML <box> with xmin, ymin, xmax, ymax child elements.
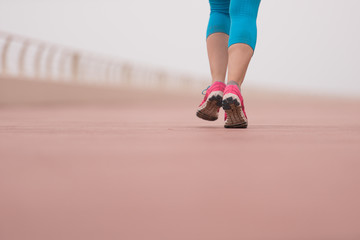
<box><xmin>1</xmin><ymin>81</ymin><xmax>360</xmax><ymax>240</ymax></box>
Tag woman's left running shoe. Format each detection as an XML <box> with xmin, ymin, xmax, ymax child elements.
<box><xmin>196</xmin><ymin>81</ymin><xmax>226</xmax><ymax>121</ymax></box>
<box><xmin>222</xmin><ymin>84</ymin><xmax>248</xmax><ymax>128</ymax></box>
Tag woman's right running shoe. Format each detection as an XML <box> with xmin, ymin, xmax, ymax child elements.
<box><xmin>196</xmin><ymin>81</ymin><xmax>226</xmax><ymax>121</ymax></box>
<box><xmin>222</xmin><ymin>84</ymin><xmax>248</xmax><ymax>128</ymax></box>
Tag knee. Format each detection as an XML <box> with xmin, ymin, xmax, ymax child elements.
<box><xmin>228</xmin><ymin>0</ymin><xmax>261</xmax><ymax>50</ymax></box>
<box><xmin>229</xmin><ymin>0</ymin><xmax>260</xmax><ymax>19</ymax></box>
<box><xmin>207</xmin><ymin>0</ymin><xmax>231</xmax><ymax>37</ymax></box>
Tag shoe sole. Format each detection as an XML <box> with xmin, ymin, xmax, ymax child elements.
<box><xmin>222</xmin><ymin>93</ymin><xmax>248</xmax><ymax>128</ymax></box>
<box><xmin>196</xmin><ymin>91</ymin><xmax>223</xmax><ymax>121</ymax></box>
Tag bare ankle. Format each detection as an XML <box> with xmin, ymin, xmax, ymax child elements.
<box><xmin>227</xmin><ymin>80</ymin><xmax>240</xmax><ymax>88</ymax></box>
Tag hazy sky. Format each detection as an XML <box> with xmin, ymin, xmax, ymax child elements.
<box><xmin>0</xmin><ymin>0</ymin><xmax>360</xmax><ymax>97</ymax></box>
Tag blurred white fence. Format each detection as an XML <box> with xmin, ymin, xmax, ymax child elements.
<box><xmin>0</xmin><ymin>31</ymin><xmax>206</xmax><ymax>91</ymax></box>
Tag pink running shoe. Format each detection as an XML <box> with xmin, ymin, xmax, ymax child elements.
<box><xmin>196</xmin><ymin>81</ymin><xmax>226</xmax><ymax>121</ymax></box>
<box><xmin>222</xmin><ymin>84</ymin><xmax>248</xmax><ymax>128</ymax></box>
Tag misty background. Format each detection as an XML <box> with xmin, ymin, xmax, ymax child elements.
<box><xmin>1</xmin><ymin>0</ymin><xmax>359</xmax><ymax>97</ymax></box>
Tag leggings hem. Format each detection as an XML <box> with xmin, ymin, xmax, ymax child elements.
<box><xmin>206</xmin><ymin>31</ymin><xmax>230</xmax><ymax>40</ymax></box>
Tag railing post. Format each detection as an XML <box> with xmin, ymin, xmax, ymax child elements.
<box><xmin>18</xmin><ymin>41</ymin><xmax>29</xmax><ymax>78</ymax></box>
<box><xmin>95</xmin><ymin>60</ymin><xmax>104</xmax><ymax>85</ymax></box>
<box><xmin>122</xmin><ymin>63</ymin><xmax>132</xmax><ymax>85</ymax></box>
<box><xmin>101</xmin><ymin>62</ymin><xmax>107</xmax><ymax>84</ymax></box>
<box><xmin>71</xmin><ymin>53</ymin><xmax>80</xmax><ymax>82</ymax></box>
<box><xmin>1</xmin><ymin>36</ymin><xmax>12</xmax><ymax>76</ymax></box>
<box><xmin>105</xmin><ymin>62</ymin><xmax>111</xmax><ymax>84</ymax></box>
<box><xmin>34</xmin><ymin>45</ymin><xmax>45</xmax><ymax>79</ymax></box>
<box><xmin>46</xmin><ymin>47</ymin><xmax>56</xmax><ymax>80</ymax></box>
<box><xmin>115</xmin><ymin>65</ymin><xmax>122</xmax><ymax>85</ymax></box>
<box><xmin>58</xmin><ymin>50</ymin><xmax>68</xmax><ymax>81</ymax></box>
<box><xmin>157</xmin><ymin>71</ymin><xmax>167</xmax><ymax>88</ymax></box>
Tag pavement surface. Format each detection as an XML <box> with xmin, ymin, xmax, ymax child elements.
<box><xmin>1</xmin><ymin>79</ymin><xmax>360</xmax><ymax>240</ymax></box>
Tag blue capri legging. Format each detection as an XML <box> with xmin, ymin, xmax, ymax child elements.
<box><xmin>207</xmin><ymin>0</ymin><xmax>261</xmax><ymax>51</ymax></box>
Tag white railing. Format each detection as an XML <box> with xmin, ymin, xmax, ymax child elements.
<box><xmin>0</xmin><ymin>31</ymin><xmax>206</xmax><ymax>91</ymax></box>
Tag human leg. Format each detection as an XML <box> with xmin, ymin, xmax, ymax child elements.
<box><xmin>227</xmin><ymin>0</ymin><xmax>260</xmax><ymax>86</ymax></box>
<box><xmin>222</xmin><ymin>0</ymin><xmax>261</xmax><ymax>128</ymax></box>
<box><xmin>196</xmin><ymin>0</ymin><xmax>230</xmax><ymax>121</ymax></box>
<box><xmin>206</xmin><ymin>0</ymin><xmax>231</xmax><ymax>83</ymax></box>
